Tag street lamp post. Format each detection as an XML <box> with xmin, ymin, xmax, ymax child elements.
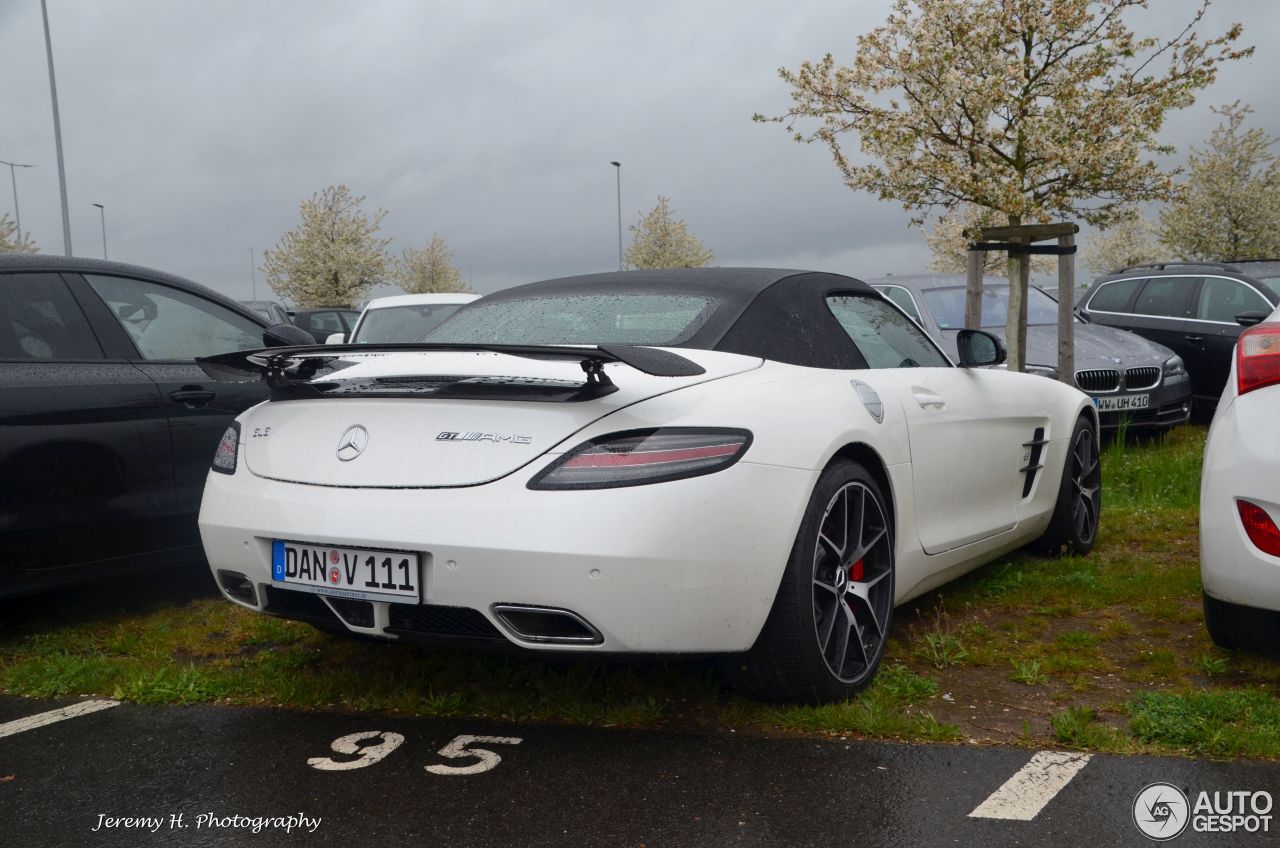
<box><xmin>91</xmin><ymin>203</ymin><xmax>106</xmax><ymax>259</ymax></box>
<box><xmin>0</xmin><ymin>160</ymin><xmax>32</xmax><ymax>243</ymax></box>
<box><xmin>610</xmin><ymin>161</ymin><xmax>622</xmax><ymax>271</ymax></box>
<box><xmin>41</xmin><ymin>0</ymin><xmax>72</xmax><ymax>256</ymax></box>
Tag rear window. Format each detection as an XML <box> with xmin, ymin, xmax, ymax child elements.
<box><xmin>354</xmin><ymin>304</ymin><xmax>464</xmax><ymax>343</ymax></box>
<box><xmin>1133</xmin><ymin>277</ymin><xmax>1194</xmax><ymax>318</ymax></box>
<box><xmin>1087</xmin><ymin>278</ymin><xmax>1144</xmax><ymax>313</ymax></box>
<box><xmin>425</xmin><ymin>293</ymin><xmax>718</xmax><ymax>346</ymax></box>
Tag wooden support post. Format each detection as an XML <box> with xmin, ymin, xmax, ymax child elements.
<box><xmin>1057</xmin><ymin>232</ymin><xmax>1076</xmax><ymax>386</ymax></box>
<box><xmin>965</xmin><ymin>247</ymin><xmax>983</xmax><ymax>330</ymax></box>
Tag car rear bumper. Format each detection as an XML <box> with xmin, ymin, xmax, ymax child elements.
<box><xmin>198</xmin><ymin>460</ymin><xmax>816</xmax><ymax>654</ymax></box>
<box><xmin>1201</xmin><ymin>390</ymin><xmax>1280</xmax><ymax>611</ymax></box>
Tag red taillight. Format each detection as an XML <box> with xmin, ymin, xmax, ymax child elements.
<box><xmin>211</xmin><ymin>424</ymin><xmax>240</xmax><ymax>475</ymax></box>
<box><xmin>559</xmin><ymin>442</ymin><xmax>742</xmax><ymax>470</ymax></box>
<box><xmin>1236</xmin><ymin>322</ymin><xmax>1280</xmax><ymax>397</ymax></box>
<box><xmin>529</xmin><ymin>428</ymin><xmax>752</xmax><ymax>490</ymax></box>
<box><xmin>1237</xmin><ymin>500</ymin><xmax>1280</xmax><ymax>557</ymax></box>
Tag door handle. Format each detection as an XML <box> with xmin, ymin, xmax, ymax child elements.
<box><xmin>912</xmin><ymin>389</ymin><xmax>946</xmax><ymax>410</ymax></box>
<box><xmin>1184</xmin><ymin>335</ymin><xmax>1203</xmax><ymax>343</ymax></box>
<box><xmin>169</xmin><ymin>387</ymin><xmax>216</xmax><ymax>408</ymax></box>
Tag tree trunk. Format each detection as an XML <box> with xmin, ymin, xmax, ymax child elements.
<box><xmin>1004</xmin><ymin>215</ymin><xmax>1025</xmax><ymax>372</ymax></box>
<box><xmin>1057</xmin><ymin>233</ymin><xmax>1075</xmax><ymax>386</ymax></box>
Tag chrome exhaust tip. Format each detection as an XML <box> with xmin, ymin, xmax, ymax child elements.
<box><xmin>492</xmin><ymin>604</ymin><xmax>603</xmax><ymax>645</ymax></box>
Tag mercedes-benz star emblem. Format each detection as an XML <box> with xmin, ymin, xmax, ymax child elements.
<box><xmin>336</xmin><ymin>425</ymin><xmax>369</xmax><ymax>462</ymax></box>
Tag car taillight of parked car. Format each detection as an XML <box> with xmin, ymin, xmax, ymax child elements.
<box><xmin>212</xmin><ymin>424</ymin><xmax>241</xmax><ymax>475</ymax></box>
<box><xmin>1237</xmin><ymin>500</ymin><xmax>1280</xmax><ymax>557</ymax></box>
<box><xmin>1237</xmin><ymin>323</ymin><xmax>1280</xmax><ymax>397</ymax></box>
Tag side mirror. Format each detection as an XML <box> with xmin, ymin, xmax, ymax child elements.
<box><xmin>262</xmin><ymin>323</ymin><xmax>316</xmax><ymax>347</ymax></box>
<box><xmin>1236</xmin><ymin>310</ymin><xmax>1269</xmax><ymax>327</ymax></box>
<box><xmin>956</xmin><ymin>329</ymin><xmax>1007</xmax><ymax>367</ymax></box>
<box><xmin>325</xmin><ymin>332</ymin><xmax>347</xmax><ymax>345</ymax></box>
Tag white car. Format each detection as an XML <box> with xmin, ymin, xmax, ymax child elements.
<box><xmin>1200</xmin><ymin>305</ymin><xmax>1280</xmax><ymax>653</ymax></box>
<box><xmin>197</xmin><ymin>268</ymin><xmax>1101</xmax><ymax>703</ymax></box>
<box><xmin>325</xmin><ymin>292</ymin><xmax>480</xmax><ymax>345</ymax></box>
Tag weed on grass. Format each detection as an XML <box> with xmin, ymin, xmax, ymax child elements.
<box><xmin>1009</xmin><ymin>659</ymin><xmax>1049</xmax><ymax>686</ymax></box>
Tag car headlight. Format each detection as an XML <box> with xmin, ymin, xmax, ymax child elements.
<box><xmin>1024</xmin><ymin>364</ymin><xmax>1059</xmax><ymax>379</ymax></box>
<box><xmin>211</xmin><ymin>423</ymin><xmax>241</xmax><ymax>475</ymax></box>
<box><xmin>1163</xmin><ymin>355</ymin><xmax>1186</xmax><ymax>378</ymax></box>
<box><xmin>528</xmin><ymin>428</ymin><xmax>752</xmax><ymax>490</ymax></box>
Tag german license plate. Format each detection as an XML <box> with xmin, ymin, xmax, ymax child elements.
<box><xmin>271</xmin><ymin>540</ymin><xmax>421</xmax><ymax>603</ymax></box>
<box><xmin>1093</xmin><ymin>394</ymin><xmax>1149</xmax><ymax>412</ymax></box>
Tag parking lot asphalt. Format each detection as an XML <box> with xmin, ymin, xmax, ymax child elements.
<box><xmin>1</xmin><ymin>695</ymin><xmax>1277</xmax><ymax>848</ymax></box>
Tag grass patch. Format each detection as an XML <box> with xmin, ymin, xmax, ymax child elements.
<box><xmin>1128</xmin><ymin>689</ymin><xmax>1280</xmax><ymax>758</ymax></box>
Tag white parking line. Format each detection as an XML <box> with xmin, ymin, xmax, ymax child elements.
<box><xmin>0</xmin><ymin>700</ymin><xmax>120</xmax><ymax>740</ymax></box>
<box><xmin>968</xmin><ymin>750</ymin><xmax>1092</xmax><ymax>821</ymax></box>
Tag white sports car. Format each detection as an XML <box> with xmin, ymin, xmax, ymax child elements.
<box><xmin>197</xmin><ymin>269</ymin><xmax>1101</xmax><ymax>702</ymax></box>
<box><xmin>1200</xmin><ymin>305</ymin><xmax>1280</xmax><ymax>653</ymax></box>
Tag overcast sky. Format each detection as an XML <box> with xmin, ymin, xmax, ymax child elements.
<box><xmin>2</xmin><ymin>0</ymin><xmax>1277</xmax><ymax>302</ymax></box>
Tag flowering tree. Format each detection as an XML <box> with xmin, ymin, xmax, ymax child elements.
<box><xmin>1081</xmin><ymin>209</ymin><xmax>1162</xmax><ymax>274</ymax></box>
<box><xmin>624</xmin><ymin>196</ymin><xmax>714</xmax><ymax>270</ymax></box>
<box><xmin>1159</xmin><ymin>102</ymin><xmax>1280</xmax><ymax>261</ymax></box>
<box><xmin>757</xmin><ymin>0</ymin><xmax>1248</xmax><ymax>233</ymax></box>
<box><xmin>757</xmin><ymin>0</ymin><xmax>1248</xmax><ymax>368</ymax></box>
<box><xmin>396</xmin><ymin>234</ymin><xmax>470</xmax><ymax>294</ymax></box>
<box><xmin>262</xmin><ymin>185</ymin><xmax>393</xmax><ymax>308</ymax></box>
<box><xmin>0</xmin><ymin>214</ymin><xmax>38</xmax><ymax>254</ymax></box>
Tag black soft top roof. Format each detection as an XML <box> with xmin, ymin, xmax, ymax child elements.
<box><xmin>474</xmin><ymin>268</ymin><xmax>882</xmax><ymax>369</ymax></box>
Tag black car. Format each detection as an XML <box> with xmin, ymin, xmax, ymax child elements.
<box><xmin>870</xmin><ymin>275</ymin><xmax>1192</xmax><ymax>432</ymax></box>
<box><xmin>0</xmin><ymin>255</ymin><xmax>312</xmax><ymax>598</ymax></box>
<box><xmin>1077</xmin><ymin>262</ymin><xmax>1280</xmax><ymax>403</ymax></box>
<box><xmin>241</xmin><ymin>299</ymin><xmax>291</xmax><ymax>326</ymax></box>
<box><xmin>290</xmin><ymin>307</ymin><xmax>361</xmax><ymax>343</ymax></box>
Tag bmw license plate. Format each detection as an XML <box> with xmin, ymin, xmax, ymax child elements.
<box><xmin>1093</xmin><ymin>394</ymin><xmax>1149</xmax><ymax>412</ymax></box>
<box><xmin>271</xmin><ymin>540</ymin><xmax>421</xmax><ymax>603</ymax></box>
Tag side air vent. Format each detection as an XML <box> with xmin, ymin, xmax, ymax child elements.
<box><xmin>1020</xmin><ymin>427</ymin><xmax>1048</xmax><ymax>499</ymax></box>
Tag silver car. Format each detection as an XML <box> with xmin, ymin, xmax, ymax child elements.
<box><xmin>870</xmin><ymin>274</ymin><xmax>1192</xmax><ymax>432</ymax></box>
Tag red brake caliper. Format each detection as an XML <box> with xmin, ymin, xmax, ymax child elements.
<box><xmin>849</xmin><ymin>558</ymin><xmax>864</xmax><ymax>582</ymax></box>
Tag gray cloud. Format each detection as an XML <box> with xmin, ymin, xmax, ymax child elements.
<box><xmin>2</xmin><ymin>0</ymin><xmax>1275</xmax><ymax>301</ymax></box>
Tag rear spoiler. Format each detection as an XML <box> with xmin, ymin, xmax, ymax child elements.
<box><xmin>196</xmin><ymin>342</ymin><xmax>706</xmax><ymax>391</ymax></box>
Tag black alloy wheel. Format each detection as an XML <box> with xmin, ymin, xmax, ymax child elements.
<box><xmin>1070</xmin><ymin>426</ymin><xmax>1101</xmax><ymax>547</ymax></box>
<box><xmin>811</xmin><ymin>481</ymin><xmax>894</xmax><ymax>685</ymax></box>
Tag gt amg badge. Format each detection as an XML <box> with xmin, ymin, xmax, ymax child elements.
<box><xmin>437</xmin><ymin>431</ymin><xmax>532</xmax><ymax>445</ymax></box>
<box><xmin>336</xmin><ymin>425</ymin><xmax>369</xmax><ymax>461</ymax></box>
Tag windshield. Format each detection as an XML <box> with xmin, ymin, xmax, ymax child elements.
<box><xmin>424</xmin><ymin>292</ymin><xmax>719</xmax><ymax>346</ymax></box>
<box><xmin>352</xmin><ymin>303</ymin><xmax>466</xmax><ymax>343</ymax></box>
<box><xmin>921</xmin><ymin>285</ymin><xmax>1069</xmax><ymax>329</ymax></box>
